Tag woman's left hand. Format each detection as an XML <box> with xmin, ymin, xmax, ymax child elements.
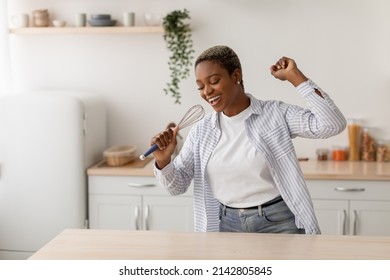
<box><xmin>270</xmin><ymin>57</ymin><xmax>308</xmax><ymax>87</ymax></box>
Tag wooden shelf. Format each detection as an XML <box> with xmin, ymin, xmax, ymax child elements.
<box><xmin>9</xmin><ymin>26</ymin><xmax>164</xmax><ymax>35</ymax></box>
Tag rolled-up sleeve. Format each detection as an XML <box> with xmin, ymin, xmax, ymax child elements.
<box><xmin>285</xmin><ymin>79</ymin><xmax>347</xmax><ymax>138</ymax></box>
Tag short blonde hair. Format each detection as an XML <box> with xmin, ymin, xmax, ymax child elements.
<box><xmin>195</xmin><ymin>45</ymin><xmax>244</xmax><ymax>88</ymax></box>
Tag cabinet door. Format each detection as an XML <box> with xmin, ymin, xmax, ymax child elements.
<box><xmin>89</xmin><ymin>194</ymin><xmax>142</xmax><ymax>230</ymax></box>
<box><xmin>143</xmin><ymin>196</ymin><xmax>194</xmax><ymax>232</ymax></box>
<box><xmin>350</xmin><ymin>201</ymin><xmax>390</xmax><ymax>236</ymax></box>
<box><xmin>312</xmin><ymin>200</ymin><xmax>349</xmax><ymax>235</ymax></box>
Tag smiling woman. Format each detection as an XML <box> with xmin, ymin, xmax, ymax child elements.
<box><xmin>151</xmin><ymin>45</ymin><xmax>347</xmax><ymax>235</ymax></box>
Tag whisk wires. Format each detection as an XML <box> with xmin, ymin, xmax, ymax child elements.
<box><xmin>177</xmin><ymin>104</ymin><xmax>205</xmax><ymax>130</ymax></box>
<box><xmin>139</xmin><ymin>104</ymin><xmax>205</xmax><ymax>160</ymax></box>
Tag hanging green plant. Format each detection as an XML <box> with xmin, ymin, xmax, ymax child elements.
<box><xmin>162</xmin><ymin>9</ymin><xmax>195</xmax><ymax>104</ymax></box>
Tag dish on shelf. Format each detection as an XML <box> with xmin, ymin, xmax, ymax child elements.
<box><xmin>52</xmin><ymin>20</ymin><xmax>66</xmax><ymax>27</ymax></box>
<box><xmin>88</xmin><ymin>19</ymin><xmax>117</xmax><ymax>27</ymax></box>
<box><xmin>91</xmin><ymin>14</ymin><xmax>111</xmax><ymax>20</ymax></box>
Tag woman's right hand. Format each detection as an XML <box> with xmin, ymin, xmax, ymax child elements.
<box><xmin>151</xmin><ymin>125</ymin><xmax>179</xmax><ymax>169</ymax></box>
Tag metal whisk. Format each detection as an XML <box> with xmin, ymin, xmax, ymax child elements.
<box><xmin>139</xmin><ymin>105</ymin><xmax>205</xmax><ymax>160</ymax></box>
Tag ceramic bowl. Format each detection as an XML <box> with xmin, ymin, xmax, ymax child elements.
<box><xmin>88</xmin><ymin>19</ymin><xmax>117</xmax><ymax>27</ymax></box>
<box><xmin>91</xmin><ymin>14</ymin><xmax>111</xmax><ymax>20</ymax></box>
<box><xmin>144</xmin><ymin>13</ymin><xmax>163</xmax><ymax>26</ymax></box>
<box><xmin>52</xmin><ymin>20</ymin><xmax>66</xmax><ymax>27</ymax></box>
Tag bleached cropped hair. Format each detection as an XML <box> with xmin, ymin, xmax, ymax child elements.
<box><xmin>195</xmin><ymin>45</ymin><xmax>244</xmax><ymax>89</ymax></box>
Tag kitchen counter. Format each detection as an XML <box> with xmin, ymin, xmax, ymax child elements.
<box><xmin>29</xmin><ymin>229</ymin><xmax>390</xmax><ymax>260</ymax></box>
<box><xmin>87</xmin><ymin>157</ymin><xmax>154</xmax><ymax>176</ymax></box>
<box><xmin>87</xmin><ymin>158</ymin><xmax>390</xmax><ymax>180</ymax></box>
<box><xmin>300</xmin><ymin>160</ymin><xmax>390</xmax><ymax>180</ymax></box>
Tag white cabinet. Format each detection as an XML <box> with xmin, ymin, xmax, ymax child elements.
<box><xmin>88</xmin><ymin>175</ymin><xmax>194</xmax><ymax>232</ymax></box>
<box><xmin>310</xmin><ymin>199</ymin><xmax>348</xmax><ymax>235</ymax></box>
<box><xmin>89</xmin><ymin>195</ymin><xmax>141</xmax><ymax>230</ymax></box>
<box><xmin>307</xmin><ymin>180</ymin><xmax>390</xmax><ymax>236</ymax></box>
<box><xmin>349</xmin><ymin>200</ymin><xmax>390</xmax><ymax>236</ymax></box>
<box><xmin>142</xmin><ymin>196</ymin><xmax>193</xmax><ymax>231</ymax></box>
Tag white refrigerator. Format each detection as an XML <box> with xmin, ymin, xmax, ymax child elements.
<box><xmin>0</xmin><ymin>91</ymin><xmax>106</xmax><ymax>259</ymax></box>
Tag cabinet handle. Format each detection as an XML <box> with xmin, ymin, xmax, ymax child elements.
<box><xmin>334</xmin><ymin>187</ymin><xmax>365</xmax><ymax>192</ymax></box>
<box><xmin>134</xmin><ymin>206</ymin><xmax>140</xmax><ymax>230</ymax></box>
<box><xmin>353</xmin><ymin>210</ymin><xmax>358</xmax><ymax>235</ymax></box>
<box><xmin>342</xmin><ymin>209</ymin><xmax>347</xmax><ymax>235</ymax></box>
<box><xmin>128</xmin><ymin>183</ymin><xmax>156</xmax><ymax>188</ymax></box>
<box><xmin>144</xmin><ymin>205</ymin><xmax>150</xmax><ymax>231</ymax></box>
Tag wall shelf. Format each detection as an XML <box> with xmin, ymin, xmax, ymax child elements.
<box><xmin>9</xmin><ymin>26</ymin><xmax>164</xmax><ymax>35</ymax></box>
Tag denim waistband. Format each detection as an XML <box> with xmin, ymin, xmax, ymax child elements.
<box><xmin>223</xmin><ymin>195</ymin><xmax>283</xmax><ymax>210</ymax></box>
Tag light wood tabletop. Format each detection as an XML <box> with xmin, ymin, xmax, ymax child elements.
<box><xmin>29</xmin><ymin>229</ymin><xmax>390</xmax><ymax>260</ymax></box>
<box><xmin>87</xmin><ymin>158</ymin><xmax>390</xmax><ymax>180</ymax></box>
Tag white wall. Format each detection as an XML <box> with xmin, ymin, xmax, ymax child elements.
<box><xmin>7</xmin><ymin>0</ymin><xmax>390</xmax><ymax>158</ymax></box>
<box><xmin>0</xmin><ymin>0</ymin><xmax>12</xmax><ymax>97</ymax></box>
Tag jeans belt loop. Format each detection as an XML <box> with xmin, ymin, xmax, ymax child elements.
<box><xmin>258</xmin><ymin>205</ymin><xmax>263</xmax><ymax>216</ymax></box>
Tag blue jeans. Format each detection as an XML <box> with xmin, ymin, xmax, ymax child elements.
<box><xmin>219</xmin><ymin>197</ymin><xmax>305</xmax><ymax>234</ymax></box>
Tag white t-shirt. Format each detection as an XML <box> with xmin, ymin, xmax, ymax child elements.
<box><xmin>206</xmin><ymin>107</ymin><xmax>280</xmax><ymax>208</ymax></box>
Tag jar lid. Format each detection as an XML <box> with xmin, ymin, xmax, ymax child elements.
<box><xmin>316</xmin><ymin>148</ymin><xmax>329</xmax><ymax>154</ymax></box>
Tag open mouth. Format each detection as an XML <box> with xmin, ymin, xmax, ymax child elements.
<box><xmin>208</xmin><ymin>95</ymin><xmax>221</xmax><ymax>106</ymax></box>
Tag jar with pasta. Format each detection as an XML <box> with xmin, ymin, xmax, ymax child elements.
<box><xmin>347</xmin><ymin>118</ymin><xmax>361</xmax><ymax>161</ymax></box>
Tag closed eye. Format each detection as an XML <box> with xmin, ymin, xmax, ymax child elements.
<box><xmin>210</xmin><ymin>79</ymin><xmax>220</xmax><ymax>85</ymax></box>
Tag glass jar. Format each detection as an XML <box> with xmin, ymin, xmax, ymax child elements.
<box><xmin>332</xmin><ymin>146</ymin><xmax>347</xmax><ymax>161</ymax></box>
<box><xmin>376</xmin><ymin>140</ymin><xmax>390</xmax><ymax>162</ymax></box>
<box><xmin>316</xmin><ymin>148</ymin><xmax>329</xmax><ymax>161</ymax></box>
<box><xmin>347</xmin><ymin>118</ymin><xmax>361</xmax><ymax>161</ymax></box>
<box><xmin>360</xmin><ymin>127</ymin><xmax>376</xmax><ymax>161</ymax></box>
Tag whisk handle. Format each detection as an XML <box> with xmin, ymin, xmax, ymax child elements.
<box><xmin>139</xmin><ymin>143</ymin><xmax>158</xmax><ymax>160</ymax></box>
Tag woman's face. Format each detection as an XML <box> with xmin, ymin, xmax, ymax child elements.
<box><xmin>195</xmin><ymin>61</ymin><xmax>244</xmax><ymax>116</ymax></box>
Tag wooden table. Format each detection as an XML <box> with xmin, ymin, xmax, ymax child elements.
<box><xmin>87</xmin><ymin>158</ymin><xmax>390</xmax><ymax>180</ymax></box>
<box><xmin>29</xmin><ymin>229</ymin><xmax>390</xmax><ymax>260</ymax></box>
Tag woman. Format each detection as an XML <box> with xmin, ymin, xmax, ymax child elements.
<box><xmin>152</xmin><ymin>45</ymin><xmax>346</xmax><ymax>234</ymax></box>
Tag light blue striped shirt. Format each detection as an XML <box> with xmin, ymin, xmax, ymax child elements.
<box><xmin>154</xmin><ymin>79</ymin><xmax>347</xmax><ymax>234</ymax></box>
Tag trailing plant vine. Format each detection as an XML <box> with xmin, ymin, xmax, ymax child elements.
<box><xmin>162</xmin><ymin>9</ymin><xmax>195</xmax><ymax>104</ymax></box>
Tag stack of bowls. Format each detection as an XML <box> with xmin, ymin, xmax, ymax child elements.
<box><xmin>89</xmin><ymin>14</ymin><xmax>117</xmax><ymax>26</ymax></box>
<box><xmin>32</xmin><ymin>9</ymin><xmax>50</xmax><ymax>27</ymax></box>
